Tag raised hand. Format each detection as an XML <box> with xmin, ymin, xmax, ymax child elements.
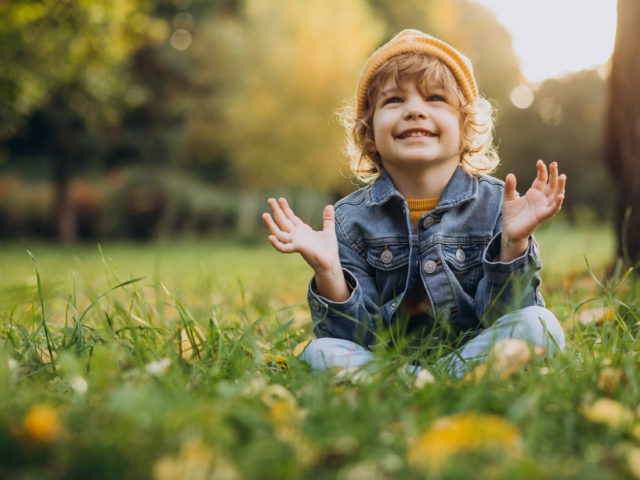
<box><xmin>500</xmin><ymin>160</ymin><xmax>566</xmax><ymax>261</ymax></box>
<box><xmin>262</xmin><ymin>197</ymin><xmax>350</xmax><ymax>301</ymax></box>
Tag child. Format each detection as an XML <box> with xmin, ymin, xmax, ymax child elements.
<box><xmin>262</xmin><ymin>29</ymin><xmax>566</xmax><ymax>377</ymax></box>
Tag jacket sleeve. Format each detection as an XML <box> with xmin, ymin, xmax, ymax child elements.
<box><xmin>306</xmin><ymin>215</ymin><xmax>381</xmax><ymax>347</ymax></box>
<box><xmin>473</xmin><ymin>224</ymin><xmax>545</xmax><ymax>323</ymax></box>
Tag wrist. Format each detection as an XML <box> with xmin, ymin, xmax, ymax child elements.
<box><xmin>499</xmin><ymin>234</ymin><xmax>529</xmax><ymax>262</ymax></box>
<box><xmin>314</xmin><ymin>262</ymin><xmax>344</xmax><ymax>281</ymax></box>
<box><xmin>314</xmin><ymin>263</ymin><xmax>350</xmax><ymax>302</ymax></box>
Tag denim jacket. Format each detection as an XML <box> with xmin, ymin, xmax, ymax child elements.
<box><xmin>307</xmin><ymin>166</ymin><xmax>544</xmax><ymax>347</ymax></box>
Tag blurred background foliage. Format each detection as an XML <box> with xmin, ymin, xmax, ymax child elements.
<box><xmin>0</xmin><ymin>0</ymin><xmax>613</xmax><ymax>242</ymax></box>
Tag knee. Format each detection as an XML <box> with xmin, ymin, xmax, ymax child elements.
<box><xmin>512</xmin><ymin>306</ymin><xmax>565</xmax><ymax>353</ymax></box>
<box><xmin>299</xmin><ymin>337</ymin><xmax>373</xmax><ymax>370</ymax></box>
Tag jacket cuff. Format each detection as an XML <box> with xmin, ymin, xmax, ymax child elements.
<box><xmin>307</xmin><ymin>268</ymin><xmax>360</xmax><ymax>322</ymax></box>
<box><xmin>483</xmin><ymin>232</ymin><xmax>541</xmax><ymax>281</ymax></box>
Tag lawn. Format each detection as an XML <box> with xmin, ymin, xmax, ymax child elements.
<box><xmin>2</xmin><ymin>222</ymin><xmax>640</xmax><ymax>479</ymax></box>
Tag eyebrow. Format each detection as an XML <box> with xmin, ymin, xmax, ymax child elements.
<box><xmin>378</xmin><ymin>86</ymin><xmax>402</xmax><ymax>96</ymax></box>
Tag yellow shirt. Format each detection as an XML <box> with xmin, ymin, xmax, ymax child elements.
<box><xmin>406</xmin><ymin>198</ymin><xmax>439</xmax><ymax>232</ymax></box>
<box><xmin>401</xmin><ymin>198</ymin><xmax>439</xmax><ymax>316</ymax></box>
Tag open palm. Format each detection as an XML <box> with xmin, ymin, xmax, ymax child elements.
<box><xmin>502</xmin><ymin>160</ymin><xmax>566</xmax><ymax>243</ymax></box>
<box><xmin>262</xmin><ymin>197</ymin><xmax>341</xmax><ymax>275</ymax></box>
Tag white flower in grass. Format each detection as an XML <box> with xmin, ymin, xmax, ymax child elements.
<box><xmin>69</xmin><ymin>375</ymin><xmax>88</xmax><ymax>394</ymax></box>
<box><xmin>145</xmin><ymin>357</ymin><xmax>171</xmax><ymax>375</ymax></box>
<box><xmin>414</xmin><ymin>368</ymin><xmax>435</xmax><ymax>389</ymax></box>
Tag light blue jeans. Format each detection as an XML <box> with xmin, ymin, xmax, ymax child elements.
<box><xmin>300</xmin><ymin>306</ymin><xmax>564</xmax><ymax>378</ymax></box>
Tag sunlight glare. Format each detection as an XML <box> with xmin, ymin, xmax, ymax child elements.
<box><xmin>472</xmin><ymin>0</ymin><xmax>617</xmax><ymax>83</ymax></box>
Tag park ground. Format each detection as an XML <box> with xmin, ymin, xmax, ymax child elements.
<box><xmin>2</xmin><ymin>221</ymin><xmax>640</xmax><ymax>479</ymax></box>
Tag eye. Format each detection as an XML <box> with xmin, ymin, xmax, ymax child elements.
<box><xmin>383</xmin><ymin>96</ymin><xmax>403</xmax><ymax>105</ymax></box>
<box><xmin>427</xmin><ymin>94</ymin><xmax>446</xmax><ymax>102</ymax></box>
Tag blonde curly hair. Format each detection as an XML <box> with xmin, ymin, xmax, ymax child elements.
<box><xmin>342</xmin><ymin>52</ymin><xmax>499</xmax><ymax>184</ymax></box>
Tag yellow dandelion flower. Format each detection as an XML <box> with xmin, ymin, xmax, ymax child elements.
<box><xmin>263</xmin><ymin>353</ymin><xmax>287</xmax><ymax>369</ymax></box>
<box><xmin>23</xmin><ymin>404</ymin><xmax>61</xmax><ymax>443</ymax></box>
<box><xmin>407</xmin><ymin>412</ymin><xmax>522</xmax><ymax>470</ymax></box>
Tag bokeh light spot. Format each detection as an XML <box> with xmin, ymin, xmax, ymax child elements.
<box><xmin>510</xmin><ymin>85</ymin><xmax>534</xmax><ymax>109</ymax></box>
<box><xmin>170</xmin><ymin>29</ymin><xmax>192</xmax><ymax>51</ymax></box>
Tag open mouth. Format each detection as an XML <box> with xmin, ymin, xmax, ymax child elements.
<box><xmin>396</xmin><ymin>129</ymin><xmax>437</xmax><ymax>138</ymax></box>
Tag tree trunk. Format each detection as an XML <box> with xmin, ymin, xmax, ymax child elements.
<box><xmin>53</xmin><ymin>149</ymin><xmax>76</xmax><ymax>244</ymax></box>
<box><xmin>49</xmin><ymin>96</ymin><xmax>81</xmax><ymax>244</ymax></box>
<box><xmin>605</xmin><ymin>0</ymin><xmax>640</xmax><ymax>263</ymax></box>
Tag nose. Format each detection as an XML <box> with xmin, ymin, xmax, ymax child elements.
<box><xmin>403</xmin><ymin>100</ymin><xmax>427</xmax><ymax>120</ymax></box>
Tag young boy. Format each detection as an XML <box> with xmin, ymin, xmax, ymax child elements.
<box><xmin>263</xmin><ymin>29</ymin><xmax>566</xmax><ymax>376</ymax></box>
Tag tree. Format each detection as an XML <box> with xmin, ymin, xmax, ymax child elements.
<box><xmin>0</xmin><ymin>0</ymin><xmax>165</xmax><ymax>242</ymax></box>
<box><xmin>186</xmin><ymin>0</ymin><xmax>383</xmax><ymax>191</ymax></box>
<box><xmin>184</xmin><ymin>0</ymin><xmax>383</xmax><ymax>232</ymax></box>
<box><xmin>605</xmin><ymin>0</ymin><xmax>640</xmax><ymax>263</ymax></box>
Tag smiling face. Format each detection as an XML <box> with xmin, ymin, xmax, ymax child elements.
<box><xmin>372</xmin><ymin>75</ymin><xmax>462</xmax><ymax>175</ymax></box>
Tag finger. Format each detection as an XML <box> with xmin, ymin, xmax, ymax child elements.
<box><xmin>546</xmin><ymin>162</ymin><xmax>558</xmax><ymax>194</ymax></box>
<box><xmin>543</xmin><ymin>194</ymin><xmax>565</xmax><ymax>220</ymax></box>
<box><xmin>545</xmin><ymin>174</ymin><xmax>566</xmax><ymax>206</ymax></box>
<box><xmin>268</xmin><ymin>197</ymin><xmax>293</xmax><ymax>231</ymax></box>
<box><xmin>267</xmin><ymin>235</ymin><xmax>296</xmax><ymax>254</ymax></box>
<box><xmin>278</xmin><ymin>197</ymin><xmax>302</xmax><ymax>226</ymax></box>
<box><xmin>322</xmin><ymin>205</ymin><xmax>336</xmax><ymax>234</ymax></box>
<box><xmin>263</xmin><ymin>213</ymin><xmax>292</xmax><ymax>243</ymax></box>
<box><xmin>503</xmin><ymin>173</ymin><xmax>517</xmax><ymax>202</ymax></box>
<box><xmin>262</xmin><ymin>212</ymin><xmax>283</xmax><ymax>236</ymax></box>
<box><xmin>557</xmin><ymin>173</ymin><xmax>567</xmax><ymax>197</ymax></box>
<box><xmin>533</xmin><ymin>159</ymin><xmax>548</xmax><ymax>190</ymax></box>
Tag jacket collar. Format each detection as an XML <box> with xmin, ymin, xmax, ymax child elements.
<box><xmin>365</xmin><ymin>165</ymin><xmax>479</xmax><ymax>210</ymax></box>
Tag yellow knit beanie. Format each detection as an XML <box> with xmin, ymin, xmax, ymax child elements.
<box><xmin>356</xmin><ymin>29</ymin><xmax>478</xmax><ymax>118</ymax></box>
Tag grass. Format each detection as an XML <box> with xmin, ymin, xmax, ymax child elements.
<box><xmin>2</xmin><ymin>222</ymin><xmax>640</xmax><ymax>479</ymax></box>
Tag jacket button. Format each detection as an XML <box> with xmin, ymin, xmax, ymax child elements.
<box><xmin>423</xmin><ymin>260</ymin><xmax>437</xmax><ymax>274</ymax></box>
<box><xmin>456</xmin><ymin>248</ymin><xmax>466</xmax><ymax>262</ymax></box>
<box><xmin>381</xmin><ymin>249</ymin><xmax>393</xmax><ymax>264</ymax></box>
<box><xmin>422</xmin><ymin>216</ymin><xmax>434</xmax><ymax>229</ymax></box>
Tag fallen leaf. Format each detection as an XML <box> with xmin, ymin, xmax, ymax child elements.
<box><xmin>407</xmin><ymin>412</ymin><xmax>522</xmax><ymax>470</ymax></box>
<box><xmin>464</xmin><ymin>364</ymin><xmax>487</xmax><ymax>383</ymax></box>
<box><xmin>293</xmin><ymin>340</ymin><xmax>312</xmax><ymax>357</ymax></box>
<box><xmin>581</xmin><ymin>398</ymin><xmax>634</xmax><ymax>429</ymax></box>
<box><xmin>178</xmin><ymin>325</ymin><xmax>204</xmax><ymax>361</ymax></box>
<box><xmin>576</xmin><ymin>307</ymin><xmax>615</xmax><ymax>326</ymax></box>
<box><xmin>597</xmin><ymin>368</ymin><xmax>624</xmax><ymax>395</ymax></box>
<box><xmin>627</xmin><ymin>447</ymin><xmax>640</xmax><ymax>479</ymax></box>
<box><xmin>463</xmin><ymin>338</ymin><xmax>544</xmax><ymax>382</ymax></box>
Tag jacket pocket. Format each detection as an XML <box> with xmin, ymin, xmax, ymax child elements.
<box><xmin>440</xmin><ymin>238</ymin><xmax>488</xmax><ymax>295</ymax></box>
<box><xmin>366</xmin><ymin>242</ymin><xmax>409</xmax><ymax>302</ymax></box>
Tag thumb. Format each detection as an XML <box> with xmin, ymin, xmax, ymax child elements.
<box><xmin>504</xmin><ymin>174</ymin><xmax>517</xmax><ymax>202</ymax></box>
<box><xmin>322</xmin><ymin>205</ymin><xmax>336</xmax><ymax>233</ymax></box>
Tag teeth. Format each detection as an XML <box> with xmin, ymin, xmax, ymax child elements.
<box><xmin>400</xmin><ymin>131</ymin><xmax>435</xmax><ymax>138</ymax></box>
